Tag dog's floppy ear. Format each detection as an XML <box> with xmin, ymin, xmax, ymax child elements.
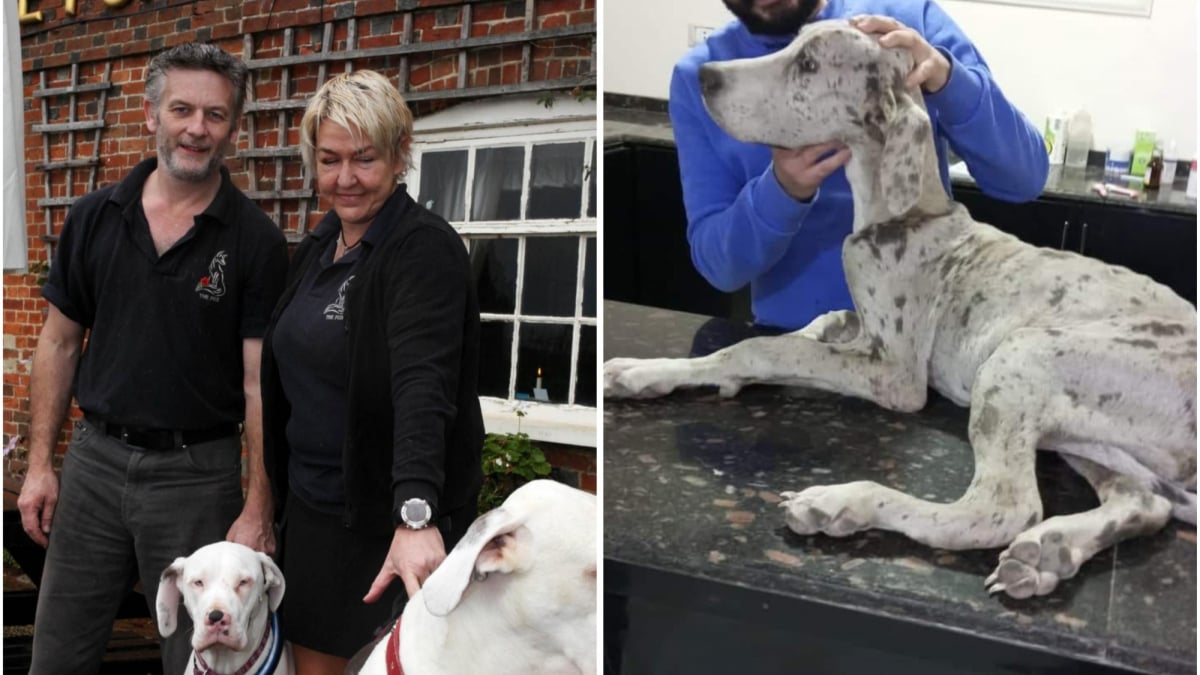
<box><xmin>258</xmin><ymin>552</ymin><xmax>286</xmax><ymax>612</ymax></box>
<box><xmin>155</xmin><ymin>557</ymin><xmax>187</xmax><ymax>637</ymax></box>
<box><xmin>421</xmin><ymin>507</ymin><xmax>530</xmax><ymax>616</ymax></box>
<box><xmin>878</xmin><ymin>84</ymin><xmax>931</xmax><ymax>218</ymax></box>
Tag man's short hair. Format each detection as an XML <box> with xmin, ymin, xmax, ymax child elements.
<box><xmin>144</xmin><ymin>42</ymin><xmax>249</xmax><ymax>122</ymax></box>
<box><xmin>299</xmin><ymin>69</ymin><xmax>415</xmax><ymax>179</ymax></box>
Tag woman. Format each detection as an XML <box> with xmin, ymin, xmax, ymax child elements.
<box><xmin>261</xmin><ymin>69</ymin><xmax>484</xmax><ymax>674</ymax></box>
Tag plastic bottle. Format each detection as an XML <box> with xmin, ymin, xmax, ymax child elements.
<box><xmin>1063</xmin><ymin>109</ymin><xmax>1092</xmax><ymax>169</ymax></box>
<box><xmin>1160</xmin><ymin>140</ymin><xmax>1179</xmax><ymax>187</ymax></box>
<box><xmin>1143</xmin><ymin>145</ymin><xmax>1164</xmax><ymax>190</ymax></box>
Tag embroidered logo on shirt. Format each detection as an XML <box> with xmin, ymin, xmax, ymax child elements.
<box><xmin>195</xmin><ymin>250</ymin><xmax>229</xmax><ymax>302</ymax></box>
<box><xmin>324</xmin><ymin>275</ymin><xmax>354</xmax><ymax>320</ymax></box>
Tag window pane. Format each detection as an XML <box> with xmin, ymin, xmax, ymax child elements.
<box><xmin>517</xmin><ymin>323</ymin><xmax>573</xmax><ymax>404</ymax></box>
<box><xmin>582</xmin><ymin>236</ymin><xmax>595</xmax><ymax>317</ymax></box>
<box><xmin>417</xmin><ymin>150</ymin><xmax>467</xmax><ymax>221</ymax></box>
<box><xmin>470</xmin><ymin>238</ymin><xmax>518</xmax><ymax>314</ymax></box>
<box><xmin>522</xmin><ymin>236</ymin><xmax>578</xmax><ymax>316</ymax></box>
<box><xmin>587</xmin><ymin>144</ymin><xmax>596</xmax><ymax>218</ymax></box>
<box><xmin>477</xmin><ymin>320</ymin><xmax>514</xmax><ymax>399</ymax></box>
<box><xmin>576</xmin><ymin>325</ymin><xmax>596</xmax><ymax>407</ymax></box>
<box><xmin>528</xmin><ymin>142</ymin><xmax>584</xmax><ymax>219</ymax></box>
<box><xmin>472</xmin><ymin>147</ymin><xmax>524</xmax><ymax>221</ymax></box>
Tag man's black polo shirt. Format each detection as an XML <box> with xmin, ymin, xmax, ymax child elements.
<box><xmin>42</xmin><ymin>158</ymin><xmax>288</xmax><ymax>430</ymax></box>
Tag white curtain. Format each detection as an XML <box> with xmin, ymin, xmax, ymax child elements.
<box><xmin>471</xmin><ymin>146</ymin><xmax>522</xmax><ymax>221</ymax></box>
<box><xmin>531</xmin><ymin>143</ymin><xmax>583</xmax><ymax>188</ymax></box>
<box><xmin>417</xmin><ymin>150</ymin><xmax>467</xmax><ymax>222</ymax></box>
<box><xmin>2</xmin><ymin>0</ymin><xmax>27</xmax><ymax>271</ymax></box>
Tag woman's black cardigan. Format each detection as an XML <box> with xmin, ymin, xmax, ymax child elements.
<box><xmin>261</xmin><ymin>186</ymin><xmax>484</xmax><ymax>535</ymax></box>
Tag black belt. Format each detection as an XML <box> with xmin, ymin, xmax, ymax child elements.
<box><xmin>85</xmin><ymin>415</ymin><xmax>242</xmax><ymax>451</ymax></box>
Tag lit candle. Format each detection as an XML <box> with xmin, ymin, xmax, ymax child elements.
<box><xmin>536</xmin><ymin>368</ymin><xmax>543</xmax><ymax>389</ymax></box>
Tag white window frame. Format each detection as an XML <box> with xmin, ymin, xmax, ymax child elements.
<box><xmin>410</xmin><ymin>96</ymin><xmax>597</xmax><ymax>447</ymax></box>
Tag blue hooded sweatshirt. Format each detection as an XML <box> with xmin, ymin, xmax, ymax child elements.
<box><xmin>669</xmin><ymin>0</ymin><xmax>1049</xmax><ymax>330</ymax></box>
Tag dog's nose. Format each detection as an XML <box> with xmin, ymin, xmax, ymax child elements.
<box><xmin>699</xmin><ymin>65</ymin><xmax>723</xmax><ymax>99</ymax></box>
<box><xmin>207</xmin><ymin>609</ymin><xmax>225</xmax><ymax>625</ymax></box>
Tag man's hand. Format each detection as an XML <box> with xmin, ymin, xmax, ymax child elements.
<box><xmin>851</xmin><ymin>15</ymin><xmax>951</xmax><ymax>93</ymax></box>
<box><xmin>225</xmin><ymin>498</ymin><xmax>276</xmax><ymax>555</ymax></box>
<box><xmin>18</xmin><ymin>466</ymin><xmax>60</xmax><ymax>548</ymax></box>
<box><xmin>363</xmin><ymin>526</ymin><xmax>447</xmax><ymax>603</ymax></box>
<box><xmin>771</xmin><ymin>142</ymin><xmax>851</xmax><ymax>201</ymax></box>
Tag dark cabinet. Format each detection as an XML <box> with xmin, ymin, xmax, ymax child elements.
<box><xmin>955</xmin><ymin>187</ymin><xmax>1073</xmax><ymax>251</ymax></box>
<box><xmin>953</xmin><ymin>184</ymin><xmax>1196</xmax><ymax>304</ymax></box>
<box><xmin>603</xmin><ymin>142</ymin><xmax>750</xmax><ymax>320</ymax></box>
<box><xmin>1077</xmin><ymin>207</ymin><xmax>1197</xmax><ymax>304</ymax></box>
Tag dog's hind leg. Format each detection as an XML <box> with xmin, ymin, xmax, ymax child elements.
<box><xmin>984</xmin><ymin>455</ymin><xmax>1173</xmax><ymax>599</ymax></box>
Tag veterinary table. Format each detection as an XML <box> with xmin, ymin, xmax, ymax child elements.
<box><xmin>603</xmin><ymin>300</ymin><xmax>1196</xmax><ymax>675</ymax></box>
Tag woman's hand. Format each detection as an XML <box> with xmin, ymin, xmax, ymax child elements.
<box><xmin>363</xmin><ymin>526</ymin><xmax>447</xmax><ymax>602</ymax></box>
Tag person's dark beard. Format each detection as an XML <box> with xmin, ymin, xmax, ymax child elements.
<box><xmin>722</xmin><ymin>0</ymin><xmax>821</xmax><ymax>36</ymax></box>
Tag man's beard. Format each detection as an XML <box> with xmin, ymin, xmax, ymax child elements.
<box><xmin>722</xmin><ymin>0</ymin><xmax>821</xmax><ymax>36</ymax></box>
<box><xmin>156</xmin><ymin>125</ymin><xmax>230</xmax><ymax>183</ymax></box>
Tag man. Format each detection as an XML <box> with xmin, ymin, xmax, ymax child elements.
<box><xmin>17</xmin><ymin>42</ymin><xmax>288</xmax><ymax>674</ymax></box>
<box><xmin>671</xmin><ymin>0</ymin><xmax>1049</xmax><ymax>330</ymax></box>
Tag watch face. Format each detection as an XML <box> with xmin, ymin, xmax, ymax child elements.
<box><xmin>403</xmin><ymin>499</ymin><xmax>430</xmax><ymax>527</ymax></box>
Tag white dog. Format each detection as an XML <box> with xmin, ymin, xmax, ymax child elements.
<box><xmin>157</xmin><ymin>541</ymin><xmax>293</xmax><ymax>675</ymax></box>
<box><xmin>347</xmin><ymin>479</ymin><xmax>597</xmax><ymax>675</ymax></box>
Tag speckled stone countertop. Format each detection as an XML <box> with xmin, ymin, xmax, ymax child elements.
<box><xmin>604</xmin><ymin>106</ymin><xmax>1198</xmax><ymax>217</ymax></box>
<box><xmin>604</xmin><ymin>300</ymin><xmax>1197</xmax><ymax>675</ymax></box>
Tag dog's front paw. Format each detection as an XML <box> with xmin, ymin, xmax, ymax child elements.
<box><xmin>984</xmin><ymin>527</ymin><xmax>1080</xmax><ymax>599</ymax></box>
<box><xmin>779</xmin><ymin>485</ymin><xmax>872</xmax><ymax>537</ymax></box>
<box><xmin>603</xmin><ymin>357</ymin><xmax>681</xmax><ymax>399</ymax></box>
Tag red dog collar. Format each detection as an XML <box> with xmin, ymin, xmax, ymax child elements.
<box><xmin>385</xmin><ymin>617</ymin><xmax>404</xmax><ymax>675</ymax></box>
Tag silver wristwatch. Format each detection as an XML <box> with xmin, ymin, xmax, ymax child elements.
<box><xmin>400</xmin><ymin>497</ymin><xmax>433</xmax><ymax>529</ymax></box>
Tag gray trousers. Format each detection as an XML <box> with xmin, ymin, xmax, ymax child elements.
<box><xmin>29</xmin><ymin>418</ymin><xmax>244</xmax><ymax>675</ymax></box>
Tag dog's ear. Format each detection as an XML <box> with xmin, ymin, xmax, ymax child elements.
<box><xmin>878</xmin><ymin>85</ymin><xmax>931</xmax><ymax>218</ymax></box>
<box><xmin>155</xmin><ymin>557</ymin><xmax>187</xmax><ymax>637</ymax></box>
<box><xmin>257</xmin><ymin>552</ymin><xmax>286</xmax><ymax>612</ymax></box>
<box><xmin>421</xmin><ymin>507</ymin><xmax>529</xmax><ymax>617</ymax></box>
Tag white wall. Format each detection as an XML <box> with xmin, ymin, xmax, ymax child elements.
<box><xmin>603</xmin><ymin>0</ymin><xmax>1198</xmax><ymax>157</ymax></box>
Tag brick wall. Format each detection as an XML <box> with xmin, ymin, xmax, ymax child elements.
<box><xmin>3</xmin><ymin>0</ymin><xmax>596</xmax><ymax>492</ymax></box>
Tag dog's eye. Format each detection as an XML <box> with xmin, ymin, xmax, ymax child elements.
<box><xmin>794</xmin><ymin>52</ymin><xmax>819</xmax><ymax>75</ymax></box>
<box><xmin>192</xmin><ymin>580</ymin><xmax>204</xmax><ymax>589</ymax></box>
<box><xmin>238</xmin><ymin>578</ymin><xmax>251</xmax><ymax>589</ymax></box>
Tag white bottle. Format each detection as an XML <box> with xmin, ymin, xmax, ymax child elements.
<box><xmin>1160</xmin><ymin>140</ymin><xmax>1178</xmax><ymax>187</ymax></box>
<box><xmin>1063</xmin><ymin>109</ymin><xmax>1092</xmax><ymax>169</ymax></box>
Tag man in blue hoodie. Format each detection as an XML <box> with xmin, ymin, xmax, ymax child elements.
<box><xmin>671</xmin><ymin>0</ymin><xmax>1049</xmax><ymax>330</ymax></box>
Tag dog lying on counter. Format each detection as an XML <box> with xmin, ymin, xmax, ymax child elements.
<box><xmin>604</xmin><ymin>20</ymin><xmax>1196</xmax><ymax>599</ymax></box>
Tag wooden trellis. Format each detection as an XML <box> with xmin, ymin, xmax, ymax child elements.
<box><xmin>239</xmin><ymin>1</ymin><xmax>595</xmax><ymax>239</ymax></box>
<box><xmin>31</xmin><ymin>62</ymin><xmax>113</xmax><ymax>243</ymax></box>
<box><xmin>28</xmin><ymin>2</ymin><xmax>595</xmax><ymax>245</ymax></box>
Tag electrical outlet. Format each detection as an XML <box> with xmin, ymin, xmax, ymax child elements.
<box><xmin>688</xmin><ymin>24</ymin><xmax>715</xmax><ymax>47</ymax></box>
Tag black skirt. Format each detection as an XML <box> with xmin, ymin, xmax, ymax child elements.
<box><xmin>277</xmin><ymin>493</ymin><xmax>476</xmax><ymax>658</ymax></box>
<box><xmin>278</xmin><ymin>495</ymin><xmax>400</xmax><ymax>657</ymax></box>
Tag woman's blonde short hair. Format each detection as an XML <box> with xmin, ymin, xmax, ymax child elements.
<box><xmin>299</xmin><ymin>69</ymin><xmax>414</xmax><ymax>178</ymax></box>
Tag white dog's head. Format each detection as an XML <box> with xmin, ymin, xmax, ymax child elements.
<box><xmin>156</xmin><ymin>541</ymin><xmax>285</xmax><ymax>654</ymax></box>
<box><xmin>397</xmin><ymin>479</ymin><xmax>597</xmax><ymax>673</ymax></box>
<box><xmin>700</xmin><ymin>20</ymin><xmax>936</xmax><ymax>217</ymax></box>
